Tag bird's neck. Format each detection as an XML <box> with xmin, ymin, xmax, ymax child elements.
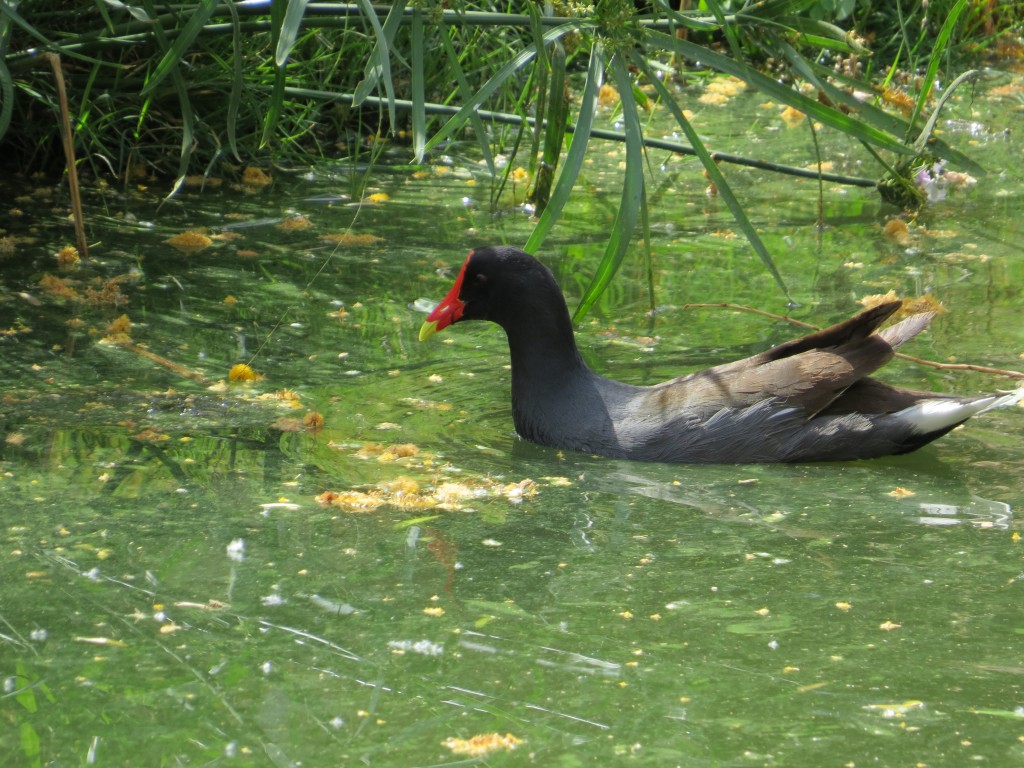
<box><xmin>503</xmin><ymin>301</ymin><xmax>589</xmax><ymax>387</ymax></box>
<box><xmin>501</xmin><ymin>304</ymin><xmax>604</xmax><ymax>454</ymax></box>
<box><xmin>509</xmin><ymin>331</ymin><xmax>588</xmax><ymax>389</ymax></box>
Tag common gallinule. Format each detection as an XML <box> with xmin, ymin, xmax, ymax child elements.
<box><xmin>419</xmin><ymin>246</ymin><xmax>1022</xmax><ymax>463</ymax></box>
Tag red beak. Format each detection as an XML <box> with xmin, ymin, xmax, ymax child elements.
<box><xmin>419</xmin><ymin>256</ymin><xmax>469</xmax><ymax>340</ymax></box>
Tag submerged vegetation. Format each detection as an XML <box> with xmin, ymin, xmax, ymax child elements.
<box><xmin>1</xmin><ymin>0</ymin><xmax>1021</xmax><ymax>310</ymax></box>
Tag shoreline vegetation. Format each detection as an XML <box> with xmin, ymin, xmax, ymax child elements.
<box><xmin>1</xmin><ymin>0</ymin><xmax>1021</xmax><ymax>309</ymax></box>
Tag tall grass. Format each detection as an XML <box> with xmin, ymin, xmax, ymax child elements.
<box><xmin>1</xmin><ymin>0</ymin><xmax>1013</xmax><ymax>314</ymax></box>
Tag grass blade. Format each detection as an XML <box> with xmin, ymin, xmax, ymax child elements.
<box><xmin>354</xmin><ymin>0</ymin><xmax>405</xmax><ymax>131</ymax></box>
<box><xmin>0</xmin><ymin>1</ymin><xmax>61</xmax><ymax>49</ymax></box>
<box><xmin>410</xmin><ymin>7</ymin><xmax>425</xmax><ymax>163</ymax></box>
<box><xmin>572</xmin><ymin>54</ymin><xmax>644</xmax><ymax>322</ymax></box>
<box><xmin>531</xmin><ymin>37</ymin><xmax>568</xmax><ymax>214</ymax></box>
<box><xmin>525</xmin><ymin>6</ymin><xmax>551</xmax><ymax>183</ymax></box>
<box><xmin>637</xmin><ymin>53</ymin><xmax>791</xmax><ymax>302</ymax></box>
<box><xmin>438</xmin><ymin>27</ymin><xmax>495</xmax><ymax>174</ymax></box>
<box><xmin>140</xmin><ymin>0</ymin><xmax>218</xmax><ymax>97</ymax></box>
<box><xmin>774</xmin><ymin>16</ymin><xmax>871</xmax><ymax>54</ymax></box>
<box><xmin>275</xmin><ymin>0</ymin><xmax>311</xmax><ymax>67</ymax></box>
<box><xmin>224</xmin><ymin>0</ymin><xmax>242</xmax><ymax>160</ymax></box>
<box><xmin>137</xmin><ymin>0</ymin><xmax>194</xmax><ymax>197</ymax></box>
<box><xmin>639</xmin><ymin>176</ymin><xmax>654</xmax><ymax>315</ymax></box>
<box><xmin>424</xmin><ymin>22</ymin><xmax>579</xmax><ymax>154</ymax></box>
<box><xmin>803</xmin><ymin>57</ymin><xmax>982</xmax><ymax>173</ymax></box>
<box><xmin>524</xmin><ymin>41</ymin><xmax>603</xmax><ymax>255</ymax></box>
<box><xmin>908</xmin><ymin>0</ymin><xmax>967</xmax><ymax>132</ymax></box>
<box><xmin>648</xmin><ymin>29</ymin><xmax>912</xmax><ymax>157</ymax></box>
<box><xmin>0</xmin><ymin>58</ymin><xmax>12</xmax><ymax>141</ymax></box>
<box><xmin>912</xmin><ymin>68</ymin><xmax>981</xmax><ymax>155</ymax></box>
<box><xmin>703</xmin><ymin>0</ymin><xmax>744</xmax><ymax>62</ymax></box>
<box><xmin>260</xmin><ymin>0</ymin><xmax>286</xmax><ymax>150</ymax></box>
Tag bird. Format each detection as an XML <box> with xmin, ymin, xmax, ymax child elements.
<box><xmin>418</xmin><ymin>245</ymin><xmax>1022</xmax><ymax>463</ymax></box>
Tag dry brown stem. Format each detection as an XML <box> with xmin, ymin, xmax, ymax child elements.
<box><xmin>45</xmin><ymin>53</ymin><xmax>89</xmax><ymax>260</ymax></box>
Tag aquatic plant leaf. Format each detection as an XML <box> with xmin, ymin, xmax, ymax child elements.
<box><xmin>166</xmin><ymin>230</ymin><xmax>212</xmax><ymax>252</ymax></box>
<box><xmin>774</xmin><ymin>16</ymin><xmax>870</xmax><ymax>54</ymax></box>
<box><xmin>803</xmin><ymin>60</ymin><xmax>981</xmax><ymax>174</ymax></box>
<box><xmin>103</xmin><ymin>1</ymin><xmax>151</xmax><ymax>22</ymax></box>
<box><xmin>909</xmin><ymin>0</ymin><xmax>968</xmax><ymax>132</ymax></box>
<box><xmin>223</xmin><ymin>0</ymin><xmax>242</xmax><ymax>161</ymax></box>
<box><xmin>0</xmin><ymin>58</ymin><xmax>12</xmax><ymax>142</ymax></box>
<box><xmin>648</xmin><ymin>29</ymin><xmax>911</xmax><ymax>156</ymax></box>
<box><xmin>640</xmin><ymin>55</ymin><xmax>791</xmax><ymax>302</ymax></box>
<box><xmin>424</xmin><ymin>22</ymin><xmax>578</xmax><ymax>154</ymax></box>
<box><xmin>531</xmin><ymin>37</ymin><xmax>568</xmax><ymax>215</ymax></box>
<box><xmin>410</xmin><ymin>7</ymin><xmax>426</xmax><ymax>163</ymax></box>
<box><xmin>139</xmin><ymin>0</ymin><xmax>218</xmax><ymax>97</ymax></box>
<box><xmin>437</xmin><ymin>27</ymin><xmax>495</xmax><ymax>174</ymax></box>
<box><xmin>524</xmin><ymin>41</ymin><xmax>604</xmax><ymax>256</ymax></box>
<box><xmin>228</xmin><ymin>363</ymin><xmax>263</xmax><ymax>382</ymax></box>
<box><xmin>353</xmin><ymin>0</ymin><xmax>406</xmax><ymax>132</ymax></box>
<box><xmin>275</xmin><ymin>0</ymin><xmax>311</xmax><ymax>67</ymax></box>
<box><xmin>20</xmin><ymin>723</ymin><xmax>40</xmax><ymax>761</ymax></box>
<box><xmin>572</xmin><ymin>54</ymin><xmax>643</xmax><ymax>322</ymax></box>
<box><xmin>135</xmin><ymin>0</ymin><xmax>196</xmax><ymax>197</ymax></box>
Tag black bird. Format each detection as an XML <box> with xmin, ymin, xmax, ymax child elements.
<box><xmin>420</xmin><ymin>246</ymin><xmax>1022</xmax><ymax>463</ymax></box>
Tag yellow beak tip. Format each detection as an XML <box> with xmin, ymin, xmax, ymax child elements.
<box><xmin>418</xmin><ymin>320</ymin><xmax>439</xmax><ymax>342</ymax></box>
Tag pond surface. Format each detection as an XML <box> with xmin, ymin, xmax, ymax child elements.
<box><xmin>2</xmin><ymin>76</ymin><xmax>1024</xmax><ymax>766</ymax></box>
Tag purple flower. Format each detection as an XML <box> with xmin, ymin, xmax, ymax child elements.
<box><xmin>915</xmin><ymin>160</ymin><xmax>948</xmax><ymax>203</ymax></box>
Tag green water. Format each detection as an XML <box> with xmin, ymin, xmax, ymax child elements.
<box><xmin>2</xmin><ymin>80</ymin><xmax>1023</xmax><ymax>767</ymax></box>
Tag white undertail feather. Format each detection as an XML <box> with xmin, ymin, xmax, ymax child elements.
<box><xmin>896</xmin><ymin>389</ymin><xmax>1024</xmax><ymax>434</ymax></box>
<box><xmin>877</xmin><ymin>312</ymin><xmax>935</xmax><ymax>349</ymax></box>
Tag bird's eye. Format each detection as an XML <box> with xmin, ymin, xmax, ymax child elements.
<box><xmin>474</xmin><ymin>273</ymin><xmax>488</xmax><ymax>285</ymax></box>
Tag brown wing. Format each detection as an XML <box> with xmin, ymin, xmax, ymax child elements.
<box><xmin>642</xmin><ymin>301</ymin><xmax>935</xmax><ymax>417</ymax></box>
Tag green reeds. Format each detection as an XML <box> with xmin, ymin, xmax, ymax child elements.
<box><xmin>1</xmin><ymin>0</ymin><xmax>1009</xmax><ymax>316</ymax></box>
